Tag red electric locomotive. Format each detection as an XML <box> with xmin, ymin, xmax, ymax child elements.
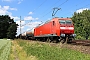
<box><xmin>34</xmin><ymin>17</ymin><xmax>76</xmax><ymax>43</ymax></box>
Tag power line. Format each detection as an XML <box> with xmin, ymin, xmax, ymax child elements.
<box><xmin>20</xmin><ymin>0</ymin><xmax>69</xmax><ymax>34</ymax></box>
<box><xmin>21</xmin><ymin>0</ymin><xmax>47</xmax><ymax>26</ymax></box>
<box><xmin>32</xmin><ymin>0</ymin><xmax>68</xmax><ymax>32</ymax></box>
<box><xmin>76</xmin><ymin>4</ymin><xmax>90</xmax><ymax>10</ymax></box>
<box><xmin>41</xmin><ymin>0</ymin><xmax>61</xmax><ymax>15</ymax></box>
<box><xmin>41</xmin><ymin>0</ymin><xmax>69</xmax><ymax>19</ymax></box>
<box><xmin>32</xmin><ymin>0</ymin><xmax>47</xmax><ymax>12</ymax></box>
<box><xmin>58</xmin><ymin>0</ymin><xmax>68</xmax><ymax>7</ymax></box>
<box><xmin>61</xmin><ymin>0</ymin><xmax>89</xmax><ymax>16</ymax></box>
<box><xmin>21</xmin><ymin>20</ymin><xmax>32</xmax><ymax>27</ymax></box>
<box><xmin>24</xmin><ymin>0</ymin><xmax>67</xmax><ymax>30</ymax></box>
<box><xmin>20</xmin><ymin>0</ymin><xmax>48</xmax><ymax>34</ymax></box>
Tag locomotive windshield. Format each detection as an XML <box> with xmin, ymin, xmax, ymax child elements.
<box><xmin>59</xmin><ymin>20</ymin><xmax>72</xmax><ymax>24</ymax></box>
<box><xmin>59</xmin><ymin>20</ymin><xmax>65</xmax><ymax>24</ymax></box>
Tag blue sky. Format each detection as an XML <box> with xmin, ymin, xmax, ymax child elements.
<box><xmin>0</xmin><ymin>0</ymin><xmax>90</xmax><ymax>36</ymax></box>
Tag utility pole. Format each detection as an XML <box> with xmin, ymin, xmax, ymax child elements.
<box><xmin>20</xmin><ymin>16</ymin><xmax>21</xmax><ymax>38</ymax></box>
<box><xmin>52</xmin><ymin>7</ymin><xmax>61</xmax><ymax>18</ymax></box>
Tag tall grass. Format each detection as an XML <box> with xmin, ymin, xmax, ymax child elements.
<box><xmin>17</xmin><ymin>40</ymin><xmax>90</xmax><ymax>60</ymax></box>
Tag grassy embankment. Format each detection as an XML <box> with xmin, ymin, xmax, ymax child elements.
<box><xmin>0</xmin><ymin>39</ymin><xmax>11</xmax><ymax>60</ymax></box>
<box><xmin>9</xmin><ymin>39</ymin><xmax>90</xmax><ymax>60</ymax></box>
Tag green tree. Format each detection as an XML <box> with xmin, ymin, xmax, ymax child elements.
<box><xmin>72</xmin><ymin>9</ymin><xmax>90</xmax><ymax>40</ymax></box>
<box><xmin>7</xmin><ymin>22</ymin><xmax>18</xmax><ymax>39</ymax></box>
<box><xmin>0</xmin><ymin>15</ymin><xmax>18</xmax><ymax>39</ymax></box>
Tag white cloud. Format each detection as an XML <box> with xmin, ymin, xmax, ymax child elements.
<box><xmin>0</xmin><ymin>9</ymin><xmax>12</xmax><ymax>15</ymax></box>
<box><xmin>76</xmin><ymin>8</ymin><xmax>89</xmax><ymax>13</ymax></box>
<box><xmin>10</xmin><ymin>8</ymin><xmax>17</xmax><ymax>11</ymax></box>
<box><xmin>12</xmin><ymin>16</ymin><xmax>20</xmax><ymax>20</ymax></box>
<box><xmin>18</xmin><ymin>1</ymin><xmax>21</xmax><ymax>4</ymax></box>
<box><xmin>26</xmin><ymin>21</ymin><xmax>42</xmax><ymax>32</ymax></box>
<box><xmin>27</xmin><ymin>21</ymin><xmax>41</xmax><ymax>27</ymax></box>
<box><xmin>0</xmin><ymin>5</ymin><xmax>19</xmax><ymax>21</ymax></box>
<box><xmin>24</xmin><ymin>16</ymin><xmax>39</xmax><ymax>20</ymax></box>
<box><xmin>0</xmin><ymin>5</ymin><xmax>17</xmax><ymax>15</ymax></box>
<box><xmin>18</xmin><ymin>0</ymin><xmax>23</xmax><ymax>4</ymax></box>
<box><xmin>2</xmin><ymin>0</ymin><xmax>23</xmax><ymax>4</ymax></box>
<box><xmin>24</xmin><ymin>16</ymin><xmax>34</xmax><ymax>20</ymax></box>
<box><xmin>0</xmin><ymin>5</ymin><xmax>1</xmax><ymax>8</ymax></box>
<box><xmin>0</xmin><ymin>5</ymin><xmax>20</xmax><ymax>20</ymax></box>
<box><xmin>0</xmin><ymin>6</ymin><xmax>13</xmax><ymax>15</ymax></box>
<box><xmin>3</xmin><ymin>6</ymin><xmax>9</xmax><ymax>10</ymax></box>
<box><xmin>35</xmin><ymin>18</ymin><xmax>39</xmax><ymax>20</ymax></box>
<box><xmin>29</xmin><ymin>12</ymin><xmax>33</xmax><ymax>15</ymax></box>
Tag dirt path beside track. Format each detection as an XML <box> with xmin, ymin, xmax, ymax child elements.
<box><xmin>28</xmin><ymin>40</ymin><xmax>90</xmax><ymax>54</ymax></box>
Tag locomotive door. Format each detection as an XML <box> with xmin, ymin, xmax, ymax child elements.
<box><xmin>51</xmin><ymin>21</ymin><xmax>56</xmax><ymax>34</ymax></box>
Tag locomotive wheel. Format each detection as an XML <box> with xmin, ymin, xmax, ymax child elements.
<box><xmin>60</xmin><ymin>39</ymin><xmax>65</xmax><ymax>44</ymax></box>
<box><xmin>46</xmin><ymin>38</ymin><xmax>51</xmax><ymax>43</ymax></box>
<box><xmin>42</xmin><ymin>38</ymin><xmax>46</xmax><ymax>42</ymax></box>
<box><xmin>68</xmin><ymin>38</ymin><xmax>73</xmax><ymax>43</ymax></box>
<box><xmin>36</xmin><ymin>39</ymin><xmax>38</xmax><ymax>41</ymax></box>
<box><xmin>52</xmin><ymin>40</ymin><xmax>57</xmax><ymax>43</ymax></box>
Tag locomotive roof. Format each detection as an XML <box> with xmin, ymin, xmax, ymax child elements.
<box><xmin>35</xmin><ymin>17</ymin><xmax>72</xmax><ymax>28</ymax></box>
<box><xmin>52</xmin><ymin>17</ymin><xmax>71</xmax><ymax>21</ymax></box>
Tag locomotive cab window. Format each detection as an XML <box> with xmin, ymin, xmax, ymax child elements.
<box><xmin>59</xmin><ymin>20</ymin><xmax>65</xmax><ymax>24</ymax></box>
<box><xmin>53</xmin><ymin>21</ymin><xmax>55</xmax><ymax>26</ymax></box>
<box><xmin>59</xmin><ymin>20</ymin><xmax>72</xmax><ymax>24</ymax></box>
<box><xmin>66</xmin><ymin>20</ymin><xmax>72</xmax><ymax>24</ymax></box>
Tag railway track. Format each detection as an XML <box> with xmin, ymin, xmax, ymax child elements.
<box><xmin>38</xmin><ymin>39</ymin><xmax>90</xmax><ymax>46</ymax></box>
<box><xmin>19</xmin><ymin>38</ymin><xmax>90</xmax><ymax>46</ymax></box>
<box><xmin>70</xmin><ymin>40</ymin><xmax>90</xmax><ymax>46</ymax></box>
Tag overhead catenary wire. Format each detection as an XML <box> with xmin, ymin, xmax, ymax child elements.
<box><xmin>25</xmin><ymin>0</ymin><xmax>66</xmax><ymax>31</ymax></box>
<box><xmin>32</xmin><ymin>0</ymin><xmax>47</xmax><ymax>12</ymax></box>
<box><xmin>61</xmin><ymin>0</ymin><xmax>90</xmax><ymax>16</ymax></box>
<box><xmin>39</xmin><ymin>0</ymin><xmax>90</xmax><ymax>25</ymax></box>
<box><xmin>20</xmin><ymin>0</ymin><xmax>48</xmax><ymax>34</ymax></box>
<box><xmin>27</xmin><ymin>0</ymin><xmax>90</xmax><ymax>33</ymax></box>
<box><xmin>19</xmin><ymin>0</ymin><xmax>48</xmax><ymax>34</ymax></box>
<box><xmin>20</xmin><ymin>0</ymin><xmax>69</xmax><ymax>34</ymax></box>
<box><xmin>37</xmin><ymin>0</ymin><xmax>90</xmax><ymax>29</ymax></box>
<box><xmin>63</xmin><ymin>4</ymin><xmax>90</xmax><ymax>16</ymax></box>
<box><xmin>57</xmin><ymin>0</ymin><xmax>68</xmax><ymax>7</ymax></box>
<box><xmin>41</xmin><ymin>0</ymin><xmax>61</xmax><ymax>15</ymax></box>
<box><xmin>32</xmin><ymin>0</ymin><xmax>69</xmax><ymax>29</ymax></box>
<box><xmin>40</xmin><ymin>0</ymin><xmax>69</xmax><ymax>19</ymax></box>
<box><xmin>38</xmin><ymin>0</ymin><xmax>69</xmax><ymax>27</ymax></box>
<box><xmin>23</xmin><ymin>0</ymin><xmax>47</xmax><ymax>25</ymax></box>
<box><xmin>28</xmin><ymin>0</ymin><xmax>61</xmax><ymax>26</ymax></box>
<box><xmin>26</xmin><ymin>0</ymin><xmax>68</xmax><ymax>27</ymax></box>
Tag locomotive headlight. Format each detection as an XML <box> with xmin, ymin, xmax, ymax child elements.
<box><xmin>61</xmin><ymin>34</ymin><xmax>65</xmax><ymax>37</ymax></box>
<box><xmin>60</xmin><ymin>27</ymin><xmax>74</xmax><ymax>30</ymax></box>
<box><xmin>60</xmin><ymin>27</ymin><xmax>65</xmax><ymax>29</ymax></box>
<box><xmin>68</xmin><ymin>27</ymin><xmax>74</xmax><ymax>30</ymax></box>
<box><xmin>70</xmin><ymin>34</ymin><xmax>76</xmax><ymax>37</ymax></box>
